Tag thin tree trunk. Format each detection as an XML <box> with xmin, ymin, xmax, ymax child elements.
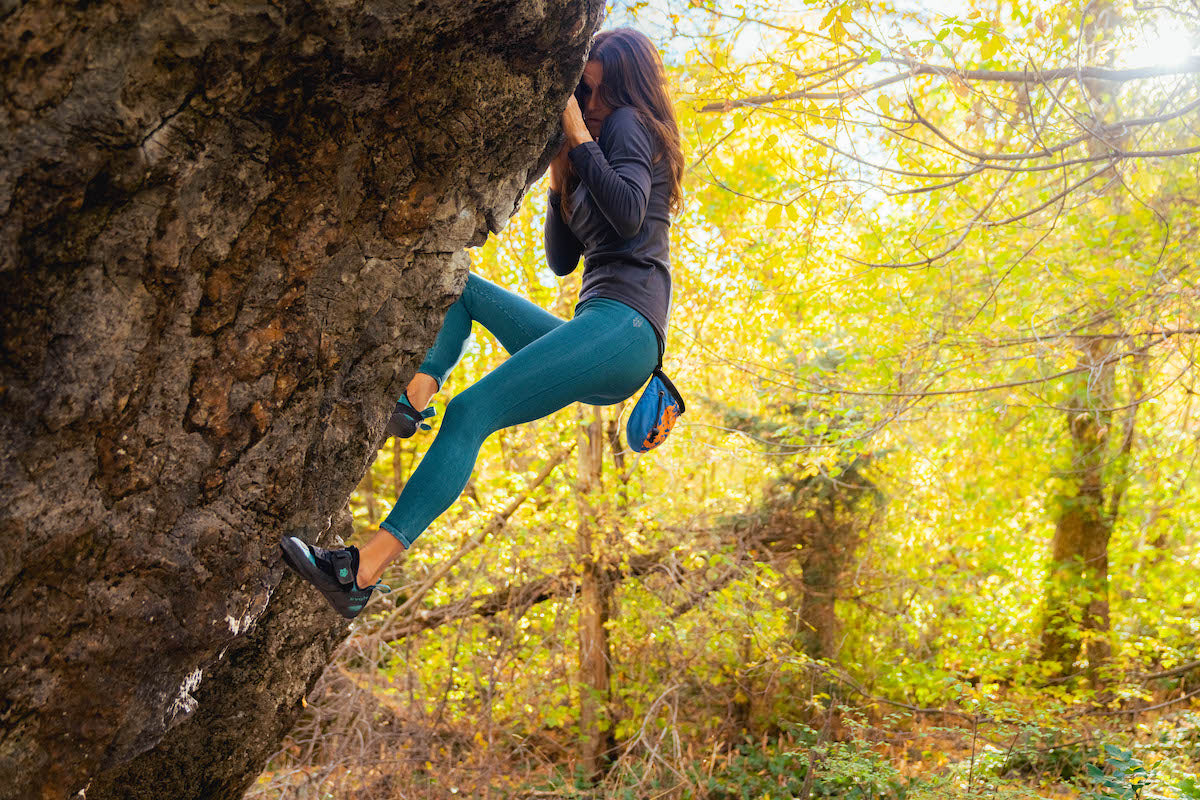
<box><xmin>364</xmin><ymin>462</ymin><xmax>379</xmax><ymax>526</ymax></box>
<box><xmin>393</xmin><ymin>436</ymin><xmax>407</xmax><ymax>498</ymax></box>
<box><xmin>576</xmin><ymin>405</ymin><xmax>613</xmax><ymax>779</ymax></box>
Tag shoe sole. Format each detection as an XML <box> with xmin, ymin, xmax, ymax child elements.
<box><xmin>384</xmin><ymin>418</ymin><xmax>416</xmax><ymax>439</ymax></box>
<box><xmin>279</xmin><ymin>536</ymin><xmax>361</xmax><ymax>620</ymax></box>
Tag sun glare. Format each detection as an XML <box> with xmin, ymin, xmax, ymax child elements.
<box><xmin>1122</xmin><ymin>21</ymin><xmax>1198</xmax><ymax>67</ymax></box>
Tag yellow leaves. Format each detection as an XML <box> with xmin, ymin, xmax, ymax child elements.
<box><xmin>819</xmin><ymin>4</ymin><xmax>853</xmax><ymax>44</ymax></box>
<box><xmin>980</xmin><ymin>35</ymin><xmax>1003</xmax><ymax>61</ymax></box>
<box><xmin>766</xmin><ymin>202</ymin><xmax>799</xmax><ymax>228</ymax></box>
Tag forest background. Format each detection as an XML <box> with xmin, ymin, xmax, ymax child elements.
<box><xmin>255</xmin><ymin>0</ymin><xmax>1200</xmax><ymax>797</ymax></box>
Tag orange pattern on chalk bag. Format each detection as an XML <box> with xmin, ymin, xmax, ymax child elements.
<box><xmin>641</xmin><ymin>402</ymin><xmax>680</xmax><ymax>451</ymax></box>
<box><xmin>627</xmin><ymin>369</ymin><xmax>685</xmax><ymax>453</ymax></box>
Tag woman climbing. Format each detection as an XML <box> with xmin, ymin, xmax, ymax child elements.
<box><xmin>280</xmin><ymin>27</ymin><xmax>684</xmax><ymax>620</ymax></box>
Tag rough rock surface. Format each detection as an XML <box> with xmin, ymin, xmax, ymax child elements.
<box><xmin>0</xmin><ymin>1</ymin><xmax>603</xmax><ymax>797</ymax></box>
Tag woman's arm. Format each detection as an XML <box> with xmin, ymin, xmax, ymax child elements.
<box><xmin>545</xmin><ymin>137</ymin><xmax>582</xmax><ymax>275</ymax></box>
<box><xmin>544</xmin><ymin>187</ymin><xmax>583</xmax><ymax>276</ymax></box>
<box><xmin>548</xmin><ymin>136</ymin><xmax>570</xmax><ymax>193</ymax></box>
<box><xmin>566</xmin><ymin>107</ymin><xmax>654</xmax><ymax>240</ymax></box>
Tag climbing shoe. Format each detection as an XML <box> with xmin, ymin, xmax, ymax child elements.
<box><xmin>384</xmin><ymin>394</ymin><xmax>436</xmax><ymax>440</ymax></box>
<box><xmin>279</xmin><ymin>535</ymin><xmax>391</xmax><ymax>620</ymax></box>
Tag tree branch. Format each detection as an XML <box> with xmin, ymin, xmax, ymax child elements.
<box><xmin>1137</xmin><ymin>657</ymin><xmax>1200</xmax><ymax>681</ymax></box>
<box><xmin>364</xmin><ymin>551</ymin><xmax>670</xmax><ymax>641</ymax></box>
<box><xmin>699</xmin><ymin>57</ymin><xmax>1200</xmax><ymax>112</ymax></box>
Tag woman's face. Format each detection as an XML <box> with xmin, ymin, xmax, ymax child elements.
<box><xmin>579</xmin><ymin>60</ymin><xmax>614</xmax><ymax>139</ymax></box>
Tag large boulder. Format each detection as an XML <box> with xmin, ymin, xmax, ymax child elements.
<box><xmin>0</xmin><ymin>1</ymin><xmax>603</xmax><ymax>797</ymax></box>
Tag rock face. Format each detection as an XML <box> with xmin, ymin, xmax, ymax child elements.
<box><xmin>0</xmin><ymin>1</ymin><xmax>603</xmax><ymax>797</ymax></box>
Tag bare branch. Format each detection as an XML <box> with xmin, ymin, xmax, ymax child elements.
<box><xmin>363</xmin><ymin>551</ymin><xmax>669</xmax><ymax>641</ymax></box>
<box><xmin>1138</xmin><ymin>657</ymin><xmax>1200</xmax><ymax>681</ymax></box>
<box><xmin>699</xmin><ymin>57</ymin><xmax>1200</xmax><ymax>112</ymax></box>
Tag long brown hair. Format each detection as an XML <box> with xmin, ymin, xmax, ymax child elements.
<box><xmin>562</xmin><ymin>28</ymin><xmax>684</xmax><ymax>220</ymax></box>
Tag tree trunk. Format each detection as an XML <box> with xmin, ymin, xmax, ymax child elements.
<box><xmin>575</xmin><ymin>405</ymin><xmax>614</xmax><ymax>779</ymax></box>
<box><xmin>1041</xmin><ymin>338</ymin><xmax>1117</xmax><ymax>676</ymax></box>
<box><xmin>1038</xmin><ymin>1</ymin><xmax>1128</xmax><ymax>682</ymax></box>
<box><xmin>0</xmin><ymin>2</ymin><xmax>603</xmax><ymax>798</ymax></box>
<box><xmin>798</xmin><ymin>502</ymin><xmax>848</xmax><ymax>662</ymax></box>
<box><xmin>364</xmin><ymin>461</ymin><xmax>380</xmax><ymax>527</ymax></box>
<box><xmin>393</xmin><ymin>436</ymin><xmax>408</xmax><ymax>498</ymax></box>
<box><xmin>772</xmin><ymin>460</ymin><xmax>877</xmax><ymax>662</ymax></box>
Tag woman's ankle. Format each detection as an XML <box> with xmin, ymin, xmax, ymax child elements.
<box><xmin>405</xmin><ymin>373</ymin><xmax>439</xmax><ymax>411</ymax></box>
<box><xmin>357</xmin><ymin>528</ymin><xmax>408</xmax><ymax>585</ymax></box>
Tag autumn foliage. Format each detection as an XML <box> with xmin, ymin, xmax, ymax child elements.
<box><xmin>255</xmin><ymin>2</ymin><xmax>1200</xmax><ymax>797</ymax></box>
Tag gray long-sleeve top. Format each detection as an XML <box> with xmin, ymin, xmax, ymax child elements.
<box><xmin>544</xmin><ymin>105</ymin><xmax>672</xmax><ymax>353</ymax></box>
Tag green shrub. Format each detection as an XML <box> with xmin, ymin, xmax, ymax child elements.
<box><xmin>704</xmin><ymin>729</ymin><xmax>908</xmax><ymax>800</ymax></box>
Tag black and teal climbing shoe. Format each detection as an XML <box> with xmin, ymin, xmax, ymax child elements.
<box><xmin>279</xmin><ymin>536</ymin><xmax>391</xmax><ymax>620</ymax></box>
<box><xmin>384</xmin><ymin>394</ymin><xmax>436</xmax><ymax>440</ymax></box>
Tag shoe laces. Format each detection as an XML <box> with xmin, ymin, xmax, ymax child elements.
<box><xmin>399</xmin><ymin>395</ymin><xmax>437</xmax><ymax>431</ymax></box>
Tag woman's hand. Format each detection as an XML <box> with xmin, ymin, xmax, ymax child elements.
<box><xmin>561</xmin><ymin>94</ymin><xmax>592</xmax><ymax>149</ymax></box>
<box><xmin>550</xmin><ymin>95</ymin><xmax>591</xmax><ymax>192</ymax></box>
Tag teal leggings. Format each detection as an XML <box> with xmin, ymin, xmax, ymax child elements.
<box><xmin>380</xmin><ymin>273</ymin><xmax>659</xmax><ymax>548</ymax></box>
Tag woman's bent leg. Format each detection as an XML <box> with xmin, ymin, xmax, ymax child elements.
<box><xmin>380</xmin><ymin>299</ymin><xmax>657</xmax><ymax>548</ymax></box>
<box><xmin>416</xmin><ymin>273</ymin><xmax>568</xmax><ymax>390</ymax></box>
